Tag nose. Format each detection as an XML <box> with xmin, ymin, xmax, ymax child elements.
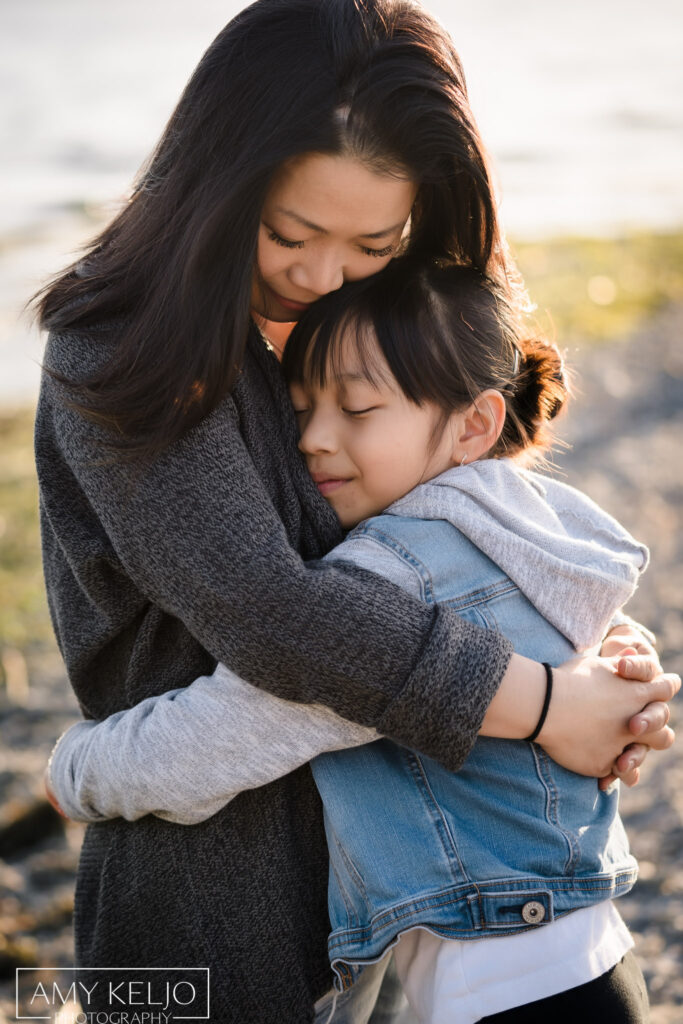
<box><xmin>297</xmin><ymin>408</ymin><xmax>339</xmax><ymax>456</ymax></box>
<box><xmin>289</xmin><ymin>248</ymin><xmax>345</xmax><ymax>297</ymax></box>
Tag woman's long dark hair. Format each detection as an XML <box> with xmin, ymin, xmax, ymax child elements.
<box><xmin>35</xmin><ymin>0</ymin><xmax>515</xmax><ymax>456</ymax></box>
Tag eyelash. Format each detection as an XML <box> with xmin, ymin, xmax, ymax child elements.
<box><xmin>267</xmin><ymin>229</ymin><xmax>394</xmax><ymax>259</ymax></box>
<box><xmin>362</xmin><ymin>244</ymin><xmax>394</xmax><ymax>258</ymax></box>
<box><xmin>268</xmin><ymin>230</ymin><xmax>304</xmax><ymax>250</ymax></box>
<box><xmin>293</xmin><ymin>407</ymin><xmax>377</xmax><ymax>417</ymax></box>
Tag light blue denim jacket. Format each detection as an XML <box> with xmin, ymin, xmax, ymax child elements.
<box><xmin>310</xmin><ymin>461</ymin><xmax>647</xmax><ymax>988</ymax></box>
<box><xmin>48</xmin><ymin>460</ymin><xmax>648</xmax><ymax>991</ymax></box>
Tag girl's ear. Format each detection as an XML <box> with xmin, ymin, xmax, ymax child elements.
<box><xmin>454</xmin><ymin>389</ymin><xmax>506</xmax><ymax>463</ymax></box>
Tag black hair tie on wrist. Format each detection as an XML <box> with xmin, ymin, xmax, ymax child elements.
<box><xmin>525</xmin><ymin>663</ymin><xmax>553</xmax><ymax>743</ymax></box>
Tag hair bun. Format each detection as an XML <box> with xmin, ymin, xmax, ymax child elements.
<box><xmin>518</xmin><ymin>338</ymin><xmax>568</xmax><ymax>422</ymax></box>
<box><xmin>500</xmin><ymin>337</ymin><xmax>569</xmax><ymax>459</ymax></box>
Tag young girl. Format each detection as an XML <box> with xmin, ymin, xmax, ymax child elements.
<box><xmin>48</xmin><ymin>259</ymin><xmax>656</xmax><ymax>1022</ymax></box>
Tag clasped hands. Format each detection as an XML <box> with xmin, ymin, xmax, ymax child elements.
<box><xmin>537</xmin><ymin>625</ymin><xmax>679</xmax><ymax>791</ymax></box>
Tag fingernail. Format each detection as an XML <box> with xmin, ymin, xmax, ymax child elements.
<box><xmin>635</xmin><ymin>719</ymin><xmax>647</xmax><ymax>736</ymax></box>
<box><xmin>623</xmin><ymin>658</ymin><xmax>634</xmax><ymax>672</ymax></box>
<box><xmin>627</xmin><ymin>757</ymin><xmax>637</xmax><ymax>770</ymax></box>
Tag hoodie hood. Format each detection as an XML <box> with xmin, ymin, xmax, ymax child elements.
<box><xmin>386</xmin><ymin>460</ymin><xmax>648</xmax><ymax>650</ymax></box>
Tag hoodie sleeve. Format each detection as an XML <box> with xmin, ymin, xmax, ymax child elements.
<box><xmin>45</xmin><ymin>532</ymin><xmax>425</xmax><ymax>824</ymax></box>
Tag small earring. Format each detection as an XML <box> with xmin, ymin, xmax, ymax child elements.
<box><xmin>460</xmin><ymin>453</ymin><xmax>468</xmax><ymax>466</ymax></box>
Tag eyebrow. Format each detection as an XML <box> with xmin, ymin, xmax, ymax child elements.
<box><xmin>275</xmin><ymin>207</ymin><xmax>405</xmax><ymax>239</ymax></box>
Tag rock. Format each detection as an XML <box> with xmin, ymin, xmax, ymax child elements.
<box><xmin>0</xmin><ymin>800</ymin><xmax>64</xmax><ymax>859</ymax></box>
<box><xmin>0</xmin><ymin>935</ymin><xmax>38</xmax><ymax>980</ymax></box>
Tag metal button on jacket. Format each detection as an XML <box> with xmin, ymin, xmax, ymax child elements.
<box><xmin>521</xmin><ymin>900</ymin><xmax>546</xmax><ymax>924</ymax></box>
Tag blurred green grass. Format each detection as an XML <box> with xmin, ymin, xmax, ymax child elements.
<box><xmin>2</xmin><ymin>230</ymin><xmax>683</xmax><ymax>687</ymax></box>
<box><xmin>513</xmin><ymin>231</ymin><xmax>683</xmax><ymax>344</ymax></box>
<box><xmin>0</xmin><ymin>406</ymin><xmax>56</xmax><ymax>684</ymax></box>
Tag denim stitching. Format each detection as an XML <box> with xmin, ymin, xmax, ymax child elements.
<box><xmin>328</xmin><ymin>824</ymin><xmax>369</xmax><ymax>904</ymax></box>
<box><xmin>352</xmin><ymin>523</ymin><xmax>435</xmax><ymax>603</ymax></box>
<box><xmin>405</xmin><ymin>751</ymin><xmax>472</xmax><ymax>887</ymax></box>
<box><xmin>326</xmin><ymin>869</ymin><xmax>638</xmax><ymax>948</ymax></box>
<box><xmin>531</xmin><ymin>744</ymin><xmax>582</xmax><ymax>875</ymax></box>
<box><xmin>444</xmin><ymin>579</ymin><xmax>517</xmax><ymax>611</ymax></box>
<box><xmin>329</xmin><ymin>854</ymin><xmax>361</xmax><ymax>931</ymax></box>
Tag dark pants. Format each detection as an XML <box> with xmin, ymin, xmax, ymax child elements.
<box><xmin>480</xmin><ymin>952</ymin><xmax>649</xmax><ymax>1023</ymax></box>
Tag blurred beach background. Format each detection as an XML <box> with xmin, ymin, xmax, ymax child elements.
<box><xmin>1</xmin><ymin>1</ymin><xmax>682</xmax><ymax>1021</ymax></box>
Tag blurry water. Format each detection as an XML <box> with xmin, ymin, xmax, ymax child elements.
<box><xmin>2</xmin><ymin>0</ymin><xmax>682</xmax><ymax>401</ymax></box>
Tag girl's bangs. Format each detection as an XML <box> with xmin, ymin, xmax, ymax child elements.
<box><xmin>287</xmin><ymin>304</ymin><xmax>394</xmax><ymax>392</ymax></box>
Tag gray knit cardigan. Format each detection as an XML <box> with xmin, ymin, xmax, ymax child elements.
<box><xmin>34</xmin><ymin>320</ymin><xmax>512</xmax><ymax>1023</ymax></box>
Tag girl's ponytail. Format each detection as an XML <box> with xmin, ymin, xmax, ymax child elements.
<box><xmin>498</xmin><ymin>337</ymin><xmax>569</xmax><ymax>460</ymax></box>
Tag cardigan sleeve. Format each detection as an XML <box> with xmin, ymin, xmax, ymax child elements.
<box><xmin>37</xmin><ymin>339</ymin><xmax>512</xmax><ymax>773</ymax></box>
<box><xmin>45</xmin><ymin>534</ymin><xmax>425</xmax><ymax>825</ymax></box>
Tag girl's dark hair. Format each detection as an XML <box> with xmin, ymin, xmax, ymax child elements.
<box><xmin>34</xmin><ymin>0</ymin><xmax>518</xmax><ymax>456</ymax></box>
<box><xmin>282</xmin><ymin>258</ymin><xmax>568</xmax><ymax>461</ymax></box>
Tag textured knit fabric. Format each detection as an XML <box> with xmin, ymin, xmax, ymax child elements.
<box><xmin>35</xmin><ymin>320</ymin><xmax>513</xmax><ymax>1024</ymax></box>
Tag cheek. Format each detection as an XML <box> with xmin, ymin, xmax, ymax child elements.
<box><xmin>362</xmin><ymin>418</ymin><xmax>433</xmax><ymax>488</ymax></box>
<box><xmin>351</xmin><ymin>432</ymin><xmax>397</xmax><ymax>489</ymax></box>
<box><xmin>256</xmin><ymin>235</ymin><xmax>291</xmax><ymax>282</ymax></box>
<box><xmin>255</xmin><ymin>241</ymin><xmax>274</xmax><ymax>281</ymax></box>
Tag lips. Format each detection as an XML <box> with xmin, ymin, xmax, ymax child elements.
<box><xmin>310</xmin><ymin>472</ymin><xmax>350</xmax><ymax>497</ymax></box>
<box><xmin>267</xmin><ymin>284</ymin><xmax>315</xmax><ymax>313</ymax></box>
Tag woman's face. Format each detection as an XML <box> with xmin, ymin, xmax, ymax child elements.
<box><xmin>252</xmin><ymin>153</ymin><xmax>418</xmax><ymax>322</ymax></box>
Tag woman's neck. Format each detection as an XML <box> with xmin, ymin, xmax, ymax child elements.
<box><xmin>252</xmin><ymin>314</ymin><xmax>296</xmax><ymax>361</ymax></box>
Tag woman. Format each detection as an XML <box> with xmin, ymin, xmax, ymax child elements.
<box><xmin>35</xmin><ymin>1</ymin><xmax>675</xmax><ymax>1021</ymax></box>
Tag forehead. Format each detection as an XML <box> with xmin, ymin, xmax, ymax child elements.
<box><xmin>298</xmin><ymin>318</ymin><xmax>397</xmax><ymax>393</ymax></box>
<box><xmin>264</xmin><ymin>152</ymin><xmax>417</xmax><ymax>237</ymax></box>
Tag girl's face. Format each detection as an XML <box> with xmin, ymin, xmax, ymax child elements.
<box><xmin>252</xmin><ymin>153</ymin><xmax>418</xmax><ymax>323</ymax></box>
<box><xmin>289</xmin><ymin>329</ymin><xmax>459</xmax><ymax>529</ymax></box>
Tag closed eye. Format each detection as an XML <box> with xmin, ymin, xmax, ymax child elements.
<box><xmin>268</xmin><ymin>229</ymin><xmax>304</xmax><ymax>249</ymax></box>
<box><xmin>361</xmin><ymin>244</ymin><xmax>395</xmax><ymax>258</ymax></box>
<box><xmin>343</xmin><ymin>407</ymin><xmax>378</xmax><ymax>416</ymax></box>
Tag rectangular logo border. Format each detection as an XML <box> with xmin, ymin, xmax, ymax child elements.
<box><xmin>15</xmin><ymin>967</ymin><xmax>210</xmax><ymax>1021</ymax></box>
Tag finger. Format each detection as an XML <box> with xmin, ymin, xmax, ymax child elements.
<box><xmin>614</xmin><ymin>743</ymin><xmax>648</xmax><ymax>773</ymax></box>
<box><xmin>648</xmin><ymin>673</ymin><xmax>681</xmax><ymax>701</ymax></box>
<box><xmin>616</xmin><ymin>654</ymin><xmax>661</xmax><ymax>682</ymax></box>
<box><xmin>623</xmin><ymin>672</ymin><xmax>681</xmax><ymax>702</ymax></box>
<box><xmin>636</xmin><ymin>724</ymin><xmax>675</xmax><ymax>752</ymax></box>
<box><xmin>44</xmin><ymin>768</ymin><xmax>68</xmax><ymax>819</ymax></box>
<box><xmin>620</xmin><ymin>767</ymin><xmax>641</xmax><ymax>788</ymax></box>
<box><xmin>629</xmin><ymin>640</ymin><xmax>657</xmax><ymax>656</ymax></box>
<box><xmin>629</xmin><ymin>701</ymin><xmax>670</xmax><ymax>737</ymax></box>
<box><xmin>611</xmin><ymin>744</ymin><xmax>646</xmax><ymax>788</ymax></box>
<box><xmin>602</xmin><ymin>634</ymin><xmax>655</xmax><ymax>655</ymax></box>
<box><xmin>610</xmin><ymin>637</ymin><xmax>657</xmax><ymax>655</ymax></box>
<box><xmin>598</xmin><ymin>773</ymin><xmax>617</xmax><ymax>791</ymax></box>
